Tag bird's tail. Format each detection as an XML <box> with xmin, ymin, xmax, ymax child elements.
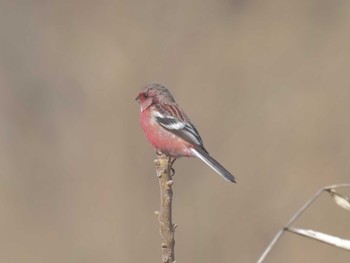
<box><xmin>190</xmin><ymin>147</ymin><xmax>236</xmax><ymax>183</ymax></box>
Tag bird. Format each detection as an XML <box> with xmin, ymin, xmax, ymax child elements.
<box><xmin>135</xmin><ymin>83</ymin><xmax>236</xmax><ymax>183</ymax></box>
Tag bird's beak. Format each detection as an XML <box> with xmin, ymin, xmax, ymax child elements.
<box><xmin>135</xmin><ymin>94</ymin><xmax>140</xmax><ymax>101</ymax></box>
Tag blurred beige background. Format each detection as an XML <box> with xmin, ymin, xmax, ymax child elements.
<box><xmin>0</xmin><ymin>1</ymin><xmax>349</xmax><ymax>262</ymax></box>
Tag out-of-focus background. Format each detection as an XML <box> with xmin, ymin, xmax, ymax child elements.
<box><xmin>0</xmin><ymin>1</ymin><xmax>349</xmax><ymax>262</ymax></box>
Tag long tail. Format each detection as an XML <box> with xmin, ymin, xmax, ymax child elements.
<box><xmin>190</xmin><ymin>147</ymin><xmax>236</xmax><ymax>183</ymax></box>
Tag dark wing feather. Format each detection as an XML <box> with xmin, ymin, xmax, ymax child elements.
<box><xmin>153</xmin><ymin>104</ymin><xmax>204</xmax><ymax>147</ymax></box>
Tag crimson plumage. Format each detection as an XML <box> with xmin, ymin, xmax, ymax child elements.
<box><xmin>135</xmin><ymin>83</ymin><xmax>236</xmax><ymax>183</ymax></box>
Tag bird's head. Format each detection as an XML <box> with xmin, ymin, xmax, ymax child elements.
<box><xmin>135</xmin><ymin>83</ymin><xmax>175</xmax><ymax>111</ymax></box>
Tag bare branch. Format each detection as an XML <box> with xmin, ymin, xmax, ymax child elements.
<box><xmin>154</xmin><ymin>154</ymin><xmax>176</xmax><ymax>263</ymax></box>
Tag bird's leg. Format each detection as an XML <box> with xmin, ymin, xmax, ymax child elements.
<box><xmin>169</xmin><ymin>157</ymin><xmax>176</xmax><ymax>177</ymax></box>
<box><xmin>170</xmin><ymin>157</ymin><xmax>177</xmax><ymax>166</ymax></box>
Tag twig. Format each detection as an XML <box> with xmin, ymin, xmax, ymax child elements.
<box><xmin>154</xmin><ymin>154</ymin><xmax>176</xmax><ymax>263</ymax></box>
<box><xmin>257</xmin><ymin>183</ymin><xmax>350</xmax><ymax>263</ymax></box>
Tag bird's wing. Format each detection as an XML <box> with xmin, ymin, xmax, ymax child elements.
<box><xmin>153</xmin><ymin>103</ymin><xmax>204</xmax><ymax>147</ymax></box>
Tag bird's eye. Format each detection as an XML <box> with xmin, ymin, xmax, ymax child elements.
<box><xmin>143</xmin><ymin>93</ymin><xmax>149</xmax><ymax>98</ymax></box>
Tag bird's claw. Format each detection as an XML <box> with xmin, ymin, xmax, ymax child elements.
<box><xmin>170</xmin><ymin>157</ymin><xmax>177</xmax><ymax>165</ymax></box>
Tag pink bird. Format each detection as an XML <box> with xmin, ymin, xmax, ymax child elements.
<box><xmin>135</xmin><ymin>83</ymin><xmax>236</xmax><ymax>183</ymax></box>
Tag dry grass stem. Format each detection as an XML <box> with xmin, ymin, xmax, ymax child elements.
<box><xmin>257</xmin><ymin>183</ymin><xmax>350</xmax><ymax>263</ymax></box>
